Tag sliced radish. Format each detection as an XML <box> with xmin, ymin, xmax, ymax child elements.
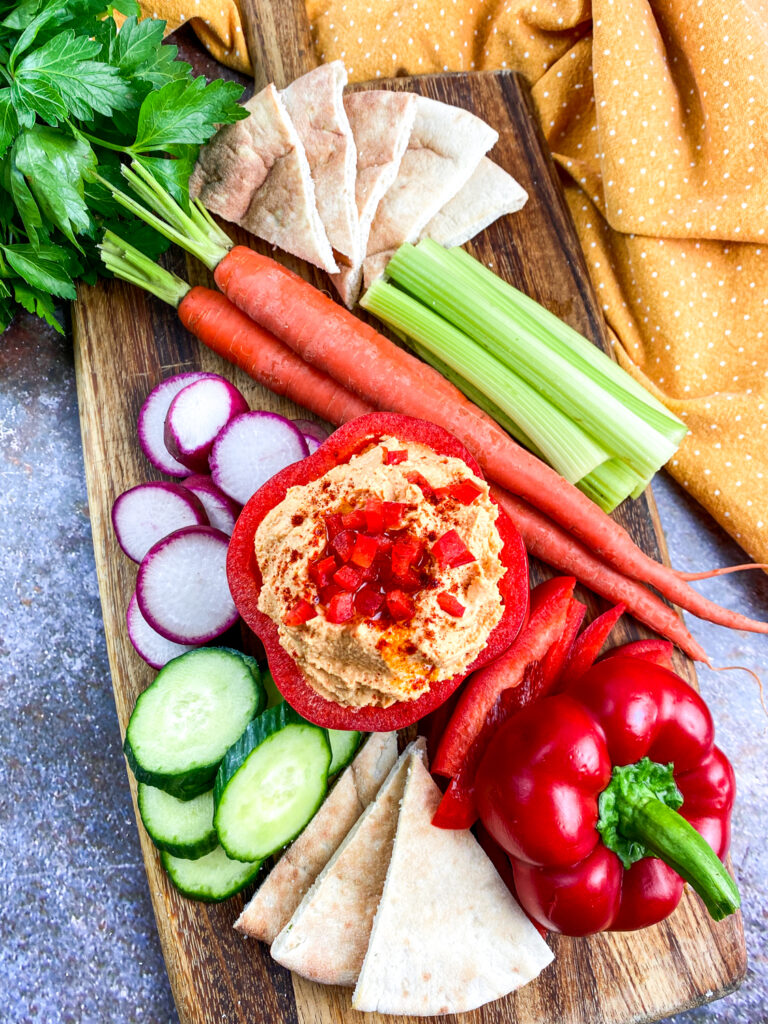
<box><xmin>138</xmin><ymin>372</ymin><xmax>219</xmax><ymax>476</ymax></box>
<box><xmin>293</xmin><ymin>418</ymin><xmax>331</xmax><ymax>444</ymax></box>
<box><xmin>111</xmin><ymin>482</ymin><xmax>209</xmax><ymax>563</ymax></box>
<box><xmin>182</xmin><ymin>474</ymin><xmax>242</xmax><ymax>536</ymax></box>
<box><xmin>164</xmin><ymin>377</ymin><xmax>250</xmax><ymax>474</ymax></box>
<box><xmin>303</xmin><ymin>435</ymin><xmax>322</xmax><ymax>454</ymax></box>
<box><xmin>136</xmin><ymin>526</ymin><xmax>238</xmax><ymax>644</ymax></box>
<box><xmin>210</xmin><ymin>412</ymin><xmax>309</xmax><ymax>505</ymax></box>
<box><xmin>126</xmin><ymin>592</ymin><xmax>197</xmax><ymax>669</ymax></box>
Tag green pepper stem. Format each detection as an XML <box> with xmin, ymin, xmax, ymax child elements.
<box><xmin>617</xmin><ymin>790</ymin><xmax>740</xmax><ymax>922</ymax></box>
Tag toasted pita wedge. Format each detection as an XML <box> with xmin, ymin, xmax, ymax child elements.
<box><xmin>361</xmin><ymin>95</ymin><xmax>498</xmax><ymax>288</ymax></box>
<box><xmin>422</xmin><ymin>157</ymin><xmax>528</xmax><ymax>247</ymax></box>
<box><xmin>270</xmin><ymin>739</ymin><xmax>427</xmax><ymax>987</ymax></box>
<box><xmin>331</xmin><ymin>90</ymin><xmax>417</xmax><ymax>307</ymax></box>
<box><xmin>234</xmin><ymin>732</ymin><xmax>397</xmax><ymax>944</ymax></box>
<box><xmin>282</xmin><ymin>62</ymin><xmax>358</xmax><ymax>263</ymax></box>
<box><xmin>190</xmin><ymin>84</ymin><xmax>337</xmax><ymax>273</ymax></box>
<box><xmin>353</xmin><ymin>756</ymin><xmax>554</xmax><ymax>1016</ymax></box>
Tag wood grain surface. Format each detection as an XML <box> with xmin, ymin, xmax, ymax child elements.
<box><xmin>71</xmin><ymin>35</ymin><xmax>746</xmax><ymax>1024</ymax></box>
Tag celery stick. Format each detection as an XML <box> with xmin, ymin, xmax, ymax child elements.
<box><xmin>387</xmin><ymin>242</ymin><xmax>678</xmax><ymax>479</ymax></box>
<box><xmin>362</xmin><ymin>281</ymin><xmax>612</xmax><ymax>484</ymax></box>
<box><xmin>447</xmin><ymin>244</ymin><xmax>686</xmax><ymax>445</ymax></box>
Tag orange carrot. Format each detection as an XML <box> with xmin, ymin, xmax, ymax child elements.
<box><xmin>178</xmin><ymin>286</ymin><xmax>373</xmax><ymax>426</ymax></box>
<box><xmin>677</xmin><ymin>563</ymin><xmax>768</xmax><ymax>580</ymax></box>
<box><xmin>492</xmin><ymin>489</ymin><xmax>709</xmax><ymax>663</ymax></box>
<box><xmin>213</xmin><ymin>245</ymin><xmax>768</xmax><ymax>637</ymax></box>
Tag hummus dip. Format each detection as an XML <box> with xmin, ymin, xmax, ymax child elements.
<box><xmin>254</xmin><ymin>437</ymin><xmax>505</xmax><ymax>708</ymax></box>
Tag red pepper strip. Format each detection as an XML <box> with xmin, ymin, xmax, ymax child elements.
<box><xmin>432</xmin><ymin>576</ymin><xmax>575</xmax><ymax>777</ymax></box>
<box><xmin>475</xmin><ymin>823</ymin><xmax>548</xmax><ymax>939</ymax></box>
<box><xmin>557</xmin><ymin>602</ymin><xmax>625</xmax><ymax>689</ymax></box>
<box><xmin>599</xmin><ymin>638</ymin><xmax>675</xmax><ymax>671</ymax></box>
<box><xmin>537</xmin><ymin>598</ymin><xmax>586</xmax><ymax>695</ymax></box>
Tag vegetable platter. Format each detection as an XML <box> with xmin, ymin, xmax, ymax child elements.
<box><xmin>71</xmin><ymin>9</ymin><xmax>746</xmax><ymax>1024</ymax></box>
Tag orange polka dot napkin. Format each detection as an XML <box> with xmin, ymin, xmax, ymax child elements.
<box><xmin>141</xmin><ymin>0</ymin><xmax>768</xmax><ymax>564</ymax></box>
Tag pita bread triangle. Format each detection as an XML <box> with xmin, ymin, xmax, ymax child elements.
<box><xmin>190</xmin><ymin>84</ymin><xmax>337</xmax><ymax>273</ymax></box>
<box><xmin>282</xmin><ymin>62</ymin><xmax>359</xmax><ymax>262</ymax></box>
<box><xmin>270</xmin><ymin>738</ymin><xmax>426</xmax><ymax>986</ymax></box>
<box><xmin>422</xmin><ymin>157</ymin><xmax>528</xmax><ymax>248</ymax></box>
<box><xmin>235</xmin><ymin>731</ymin><xmax>397</xmax><ymax>944</ymax></box>
<box><xmin>352</xmin><ymin>755</ymin><xmax>554</xmax><ymax>1016</ymax></box>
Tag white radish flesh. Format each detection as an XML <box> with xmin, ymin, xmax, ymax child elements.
<box><xmin>210</xmin><ymin>412</ymin><xmax>309</xmax><ymax>505</ymax></box>
<box><xmin>111</xmin><ymin>482</ymin><xmax>209</xmax><ymax>563</ymax></box>
<box><xmin>182</xmin><ymin>474</ymin><xmax>242</xmax><ymax>536</ymax></box>
<box><xmin>126</xmin><ymin>592</ymin><xmax>196</xmax><ymax>669</ymax></box>
<box><xmin>136</xmin><ymin>526</ymin><xmax>239</xmax><ymax>644</ymax></box>
<box><xmin>164</xmin><ymin>377</ymin><xmax>250</xmax><ymax>474</ymax></box>
<box><xmin>138</xmin><ymin>372</ymin><xmax>219</xmax><ymax>476</ymax></box>
<box><xmin>293</xmin><ymin>418</ymin><xmax>331</xmax><ymax>444</ymax></box>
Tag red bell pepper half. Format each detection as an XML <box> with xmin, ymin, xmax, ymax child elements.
<box><xmin>475</xmin><ymin>656</ymin><xmax>740</xmax><ymax>935</ymax></box>
<box><xmin>226</xmin><ymin>412</ymin><xmax>529</xmax><ymax>731</ymax></box>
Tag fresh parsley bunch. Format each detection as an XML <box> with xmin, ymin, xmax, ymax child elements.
<box><xmin>0</xmin><ymin>0</ymin><xmax>247</xmax><ymax>333</ymax></box>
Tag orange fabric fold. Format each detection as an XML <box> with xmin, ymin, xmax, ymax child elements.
<box><xmin>140</xmin><ymin>0</ymin><xmax>768</xmax><ymax>563</ymax></box>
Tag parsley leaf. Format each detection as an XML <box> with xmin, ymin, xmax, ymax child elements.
<box><xmin>0</xmin><ymin>89</ymin><xmax>18</xmax><ymax>158</ymax></box>
<box><xmin>132</xmin><ymin>76</ymin><xmax>248</xmax><ymax>153</ymax></box>
<box><xmin>0</xmin><ymin>241</ymin><xmax>78</xmax><ymax>298</ymax></box>
<box><xmin>12</xmin><ymin>278</ymin><xmax>63</xmax><ymax>333</ymax></box>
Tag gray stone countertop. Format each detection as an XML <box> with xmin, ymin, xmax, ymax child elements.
<box><xmin>0</xmin><ymin>312</ymin><xmax>766</xmax><ymax>1024</ymax></box>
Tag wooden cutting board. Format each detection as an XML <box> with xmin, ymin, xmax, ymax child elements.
<box><xmin>71</xmin><ymin>5</ymin><xmax>746</xmax><ymax>1023</ymax></box>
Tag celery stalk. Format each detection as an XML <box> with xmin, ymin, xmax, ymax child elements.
<box><xmin>362</xmin><ymin>281</ymin><xmax>613</xmax><ymax>485</ymax></box>
<box><xmin>447</xmin><ymin>244</ymin><xmax>686</xmax><ymax>446</ymax></box>
<box><xmin>386</xmin><ymin>242</ymin><xmax>678</xmax><ymax>479</ymax></box>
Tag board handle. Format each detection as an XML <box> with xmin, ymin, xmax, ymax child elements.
<box><xmin>239</xmin><ymin>0</ymin><xmax>318</xmax><ymax>90</ymax></box>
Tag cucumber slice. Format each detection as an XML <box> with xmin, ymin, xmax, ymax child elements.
<box><xmin>327</xmin><ymin>729</ymin><xmax>363</xmax><ymax>775</ymax></box>
<box><xmin>162</xmin><ymin>845</ymin><xmax>261</xmax><ymax>902</ymax></box>
<box><xmin>138</xmin><ymin>783</ymin><xmax>218</xmax><ymax>859</ymax></box>
<box><xmin>214</xmin><ymin>703</ymin><xmax>331</xmax><ymax>862</ymax></box>
<box><xmin>124</xmin><ymin>647</ymin><xmax>265</xmax><ymax>799</ymax></box>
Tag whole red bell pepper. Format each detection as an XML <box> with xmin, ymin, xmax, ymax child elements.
<box><xmin>227</xmin><ymin>412</ymin><xmax>529</xmax><ymax>731</ymax></box>
<box><xmin>475</xmin><ymin>656</ymin><xmax>739</xmax><ymax>935</ymax></box>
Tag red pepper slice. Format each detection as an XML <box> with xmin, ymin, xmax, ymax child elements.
<box><xmin>351</xmin><ymin>532</ymin><xmax>379</xmax><ymax>568</ymax></box>
<box><xmin>324</xmin><ymin>513</ymin><xmax>344</xmax><ymax>539</ymax></box>
<box><xmin>449</xmin><ymin>479</ymin><xmax>484</xmax><ymax>505</ymax></box>
<box><xmin>325</xmin><ymin>591</ymin><xmax>355</xmax><ymax>624</ymax></box>
<box><xmin>432</xmin><ymin>529</ymin><xmax>475</xmax><ymax>569</ymax></box>
<box><xmin>406</xmin><ymin>470</ymin><xmax>433</xmax><ymax>499</ymax></box>
<box><xmin>283</xmin><ymin>599</ymin><xmax>317</xmax><ymax>626</ymax></box>
<box><xmin>330</xmin><ymin>529</ymin><xmax>356</xmax><ymax>562</ymax></box>
<box><xmin>333</xmin><ymin>565</ymin><xmax>362</xmax><ymax>591</ymax></box>
<box><xmin>382</xmin><ymin>501</ymin><xmax>407</xmax><ymax>529</ymax></box>
<box><xmin>355</xmin><ymin>584</ymin><xmax>385</xmax><ymax>617</ymax></box>
<box><xmin>364</xmin><ymin>496</ymin><xmax>384</xmax><ymax>534</ymax></box>
<box><xmin>384</xmin><ymin>448</ymin><xmax>408</xmax><ymax>465</ymax></box>
<box><xmin>342</xmin><ymin>509</ymin><xmax>366</xmax><ymax>531</ymax></box>
<box><xmin>308</xmin><ymin>555</ymin><xmax>338</xmax><ymax>589</ymax></box>
<box><xmin>600</xmin><ymin>638</ymin><xmax>675</xmax><ymax>671</ymax></box>
<box><xmin>391</xmin><ymin>537</ymin><xmax>423</xmax><ymax>577</ymax></box>
<box><xmin>227</xmin><ymin>412</ymin><xmax>529</xmax><ymax>731</ymax></box>
<box><xmin>437</xmin><ymin>591</ymin><xmax>466</xmax><ymax>617</ymax></box>
<box><xmin>386</xmin><ymin>589</ymin><xmax>415</xmax><ymax>621</ymax></box>
<box><xmin>558</xmin><ymin>602</ymin><xmax>625</xmax><ymax>688</ymax></box>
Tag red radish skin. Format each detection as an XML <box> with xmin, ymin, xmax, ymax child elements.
<box><xmin>303</xmin><ymin>434</ymin><xmax>322</xmax><ymax>454</ymax></box>
<box><xmin>137</xmin><ymin>371</ymin><xmax>219</xmax><ymax>476</ymax></box>
<box><xmin>111</xmin><ymin>481</ymin><xmax>208</xmax><ymax>563</ymax></box>
<box><xmin>181</xmin><ymin>474</ymin><xmax>241</xmax><ymax>536</ymax></box>
<box><xmin>293</xmin><ymin>419</ymin><xmax>331</xmax><ymax>443</ymax></box>
<box><xmin>178</xmin><ymin>287</ymin><xmax>373</xmax><ymax>426</ymax></box>
<box><xmin>213</xmin><ymin>246</ymin><xmax>768</xmax><ymax>637</ymax></box>
<box><xmin>210</xmin><ymin>411</ymin><xmax>309</xmax><ymax>505</ymax></box>
<box><xmin>493</xmin><ymin>488</ymin><xmax>709</xmax><ymax>663</ymax></box>
<box><xmin>164</xmin><ymin>376</ymin><xmax>249</xmax><ymax>473</ymax></box>
<box><xmin>126</xmin><ymin>591</ymin><xmax>196</xmax><ymax>668</ymax></box>
<box><xmin>136</xmin><ymin>525</ymin><xmax>238</xmax><ymax>644</ymax></box>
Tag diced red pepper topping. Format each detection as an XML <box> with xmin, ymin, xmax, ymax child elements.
<box><xmin>355</xmin><ymin>585</ymin><xmax>385</xmax><ymax>617</ymax></box>
<box><xmin>386</xmin><ymin>589</ymin><xmax>415</xmax><ymax>621</ymax></box>
<box><xmin>437</xmin><ymin>591</ymin><xmax>466</xmax><ymax>617</ymax></box>
<box><xmin>364</xmin><ymin>496</ymin><xmax>384</xmax><ymax>534</ymax></box>
<box><xmin>308</xmin><ymin>555</ymin><xmax>338</xmax><ymax>588</ymax></box>
<box><xmin>391</xmin><ymin>537</ymin><xmax>424</xmax><ymax>578</ymax></box>
<box><xmin>382</xmin><ymin>501</ymin><xmax>407</xmax><ymax>529</ymax></box>
<box><xmin>334</xmin><ymin>564</ymin><xmax>362</xmax><ymax>591</ymax></box>
<box><xmin>392</xmin><ymin>568</ymin><xmax>421</xmax><ymax>592</ymax></box>
<box><xmin>406</xmin><ymin>471</ymin><xmax>434</xmax><ymax>499</ymax></box>
<box><xmin>432</xmin><ymin>529</ymin><xmax>476</xmax><ymax>569</ymax></box>
<box><xmin>325</xmin><ymin>592</ymin><xmax>355</xmax><ymax>624</ymax></box>
<box><xmin>324</xmin><ymin>513</ymin><xmax>344</xmax><ymax>539</ymax></box>
<box><xmin>449</xmin><ymin>479</ymin><xmax>484</xmax><ymax>505</ymax></box>
<box><xmin>351</xmin><ymin>533</ymin><xmax>379</xmax><ymax>568</ymax></box>
<box><xmin>433</xmin><ymin>486</ymin><xmax>452</xmax><ymax>502</ymax></box>
<box><xmin>283</xmin><ymin>599</ymin><xmax>317</xmax><ymax>626</ymax></box>
<box><xmin>319</xmin><ymin>583</ymin><xmax>343</xmax><ymax>605</ymax></box>
<box><xmin>342</xmin><ymin>509</ymin><xmax>366</xmax><ymax>531</ymax></box>
<box><xmin>384</xmin><ymin>448</ymin><xmax>408</xmax><ymax>465</ymax></box>
<box><xmin>331</xmin><ymin>529</ymin><xmax>356</xmax><ymax>562</ymax></box>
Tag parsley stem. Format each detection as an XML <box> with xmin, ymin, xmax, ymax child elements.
<box><xmin>75</xmin><ymin>129</ymin><xmax>129</xmax><ymax>155</ymax></box>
